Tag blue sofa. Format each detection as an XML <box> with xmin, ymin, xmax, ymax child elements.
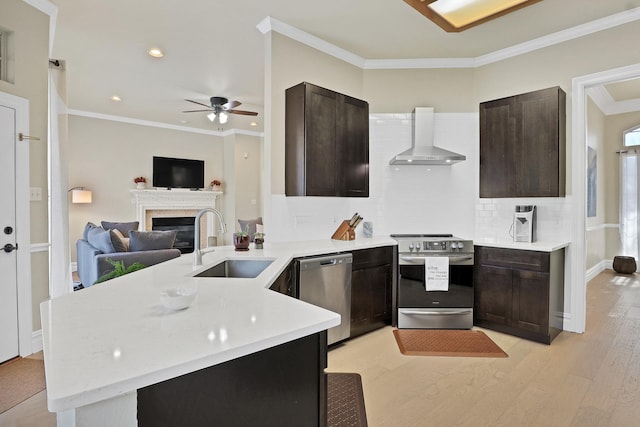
<box><xmin>77</xmin><ymin>221</ymin><xmax>181</xmax><ymax>287</ymax></box>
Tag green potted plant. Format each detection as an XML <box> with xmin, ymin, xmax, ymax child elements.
<box><xmin>233</xmin><ymin>225</ymin><xmax>250</xmax><ymax>251</ymax></box>
<box><xmin>96</xmin><ymin>258</ymin><xmax>146</xmax><ymax>283</ymax></box>
<box><xmin>253</xmin><ymin>232</ymin><xmax>265</xmax><ymax>249</ymax></box>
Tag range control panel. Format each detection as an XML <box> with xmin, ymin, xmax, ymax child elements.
<box><xmin>391</xmin><ymin>234</ymin><xmax>473</xmax><ymax>254</ymax></box>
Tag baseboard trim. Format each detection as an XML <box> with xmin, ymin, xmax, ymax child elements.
<box><xmin>586</xmin><ymin>259</ymin><xmax>612</xmax><ymax>282</ymax></box>
<box><xmin>32</xmin><ymin>329</ymin><xmax>43</xmax><ymax>354</ymax></box>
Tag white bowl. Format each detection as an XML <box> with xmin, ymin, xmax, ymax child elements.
<box><xmin>159</xmin><ymin>287</ymin><xmax>197</xmax><ymax>310</ymax></box>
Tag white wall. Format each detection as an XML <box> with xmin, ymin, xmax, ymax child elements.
<box><xmin>234</xmin><ymin>134</ymin><xmax>262</xmax><ymax>231</ymax></box>
<box><xmin>67</xmin><ymin>115</ymin><xmax>263</xmax><ymax>259</ymax></box>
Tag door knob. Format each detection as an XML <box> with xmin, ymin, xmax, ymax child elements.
<box><xmin>2</xmin><ymin>243</ymin><xmax>17</xmax><ymax>253</ymax></box>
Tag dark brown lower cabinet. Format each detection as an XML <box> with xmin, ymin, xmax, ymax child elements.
<box><xmin>269</xmin><ymin>260</ymin><xmax>297</xmax><ymax>298</ymax></box>
<box><xmin>138</xmin><ymin>332</ymin><xmax>327</xmax><ymax>427</ymax></box>
<box><xmin>350</xmin><ymin>246</ymin><xmax>396</xmax><ymax>338</ymax></box>
<box><xmin>474</xmin><ymin>246</ymin><xmax>564</xmax><ymax>344</ymax></box>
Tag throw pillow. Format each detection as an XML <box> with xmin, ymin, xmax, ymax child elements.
<box><xmin>86</xmin><ymin>226</ymin><xmax>116</xmax><ymax>254</ymax></box>
<box><xmin>101</xmin><ymin>221</ymin><xmax>139</xmax><ymax>236</ymax></box>
<box><xmin>82</xmin><ymin>222</ymin><xmax>99</xmax><ymax>241</ymax></box>
<box><xmin>129</xmin><ymin>230</ymin><xmax>177</xmax><ymax>252</ymax></box>
<box><xmin>110</xmin><ymin>229</ymin><xmax>129</xmax><ymax>252</ymax></box>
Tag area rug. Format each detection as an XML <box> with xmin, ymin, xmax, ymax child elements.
<box><xmin>0</xmin><ymin>357</ymin><xmax>46</xmax><ymax>414</ymax></box>
<box><xmin>393</xmin><ymin>329</ymin><xmax>508</xmax><ymax>358</ymax></box>
<box><xmin>327</xmin><ymin>372</ymin><xmax>368</xmax><ymax>427</ymax></box>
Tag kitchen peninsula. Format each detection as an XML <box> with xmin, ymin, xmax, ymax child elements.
<box><xmin>41</xmin><ymin>236</ymin><xmax>396</xmax><ymax>426</ymax></box>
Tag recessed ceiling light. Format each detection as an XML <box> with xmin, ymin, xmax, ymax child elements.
<box><xmin>148</xmin><ymin>48</ymin><xmax>164</xmax><ymax>58</ymax></box>
<box><xmin>180</xmin><ymin>120</ymin><xmax>189</xmax><ymax>124</ymax></box>
<box><xmin>250</xmin><ymin>122</ymin><xmax>258</xmax><ymax>127</ymax></box>
<box><xmin>110</xmin><ymin>95</ymin><xmax>121</xmax><ymax>102</ymax></box>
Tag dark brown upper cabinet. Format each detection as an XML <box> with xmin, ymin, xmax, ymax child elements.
<box><xmin>285</xmin><ymin>82</ymin><xmax>369</xmax><ymax>197</ymax></box>
<box><xmin>479</xmin><ymin>86</ymin><xmax>566</xmax><ymax>198</ymax></box>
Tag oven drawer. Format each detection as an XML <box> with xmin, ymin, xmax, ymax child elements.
<box><xmin>398</xmin><ymin>308</ymin><xmax>473</xmax><ymax>329</ymax></box>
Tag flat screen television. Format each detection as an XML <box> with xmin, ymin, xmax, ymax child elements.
<box><xmin>152</xmin><ymin>156</ymin><xmax>205</xmax><ymax>189</ymax></box>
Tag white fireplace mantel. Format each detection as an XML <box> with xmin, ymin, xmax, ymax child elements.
<box><xmin>130</xmin><ymin>189</ymin><xmax>223</xmax><ymax>242</ymax></box>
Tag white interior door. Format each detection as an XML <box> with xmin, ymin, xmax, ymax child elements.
<box><xmin>0</xmin><ymin>103</ymin><xmax>19</xmax><ymax>363</ymax></box>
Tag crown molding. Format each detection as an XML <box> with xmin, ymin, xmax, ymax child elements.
<box><xmin>67</xmin><ymin>109</ymin><xmax>264</xmax><ymax>138</ymax></box>
<box><xmin>257</xmin><ymin>16</ymin><xmax>366</xmax><ymax>68</ymax></box>
<box><xmin>364</xmin><ymin>57</ymin><xmax>475</xmax><ymax>69</ymax></box>
<box><xmin>21</xmin><ymin>0</ymin><xmax>56</xmax><ymax>15</ymax></box>
<box><xmin>21</xmin><ymin>0</ymin><xmax>58</xmax><ymax>55</ymax></box>
<box><xmin>587</xmin><ymin>85</ymin><xmax>640</xmax><ymax>116</ymax></box>
<box><xmin>475</xmin><ymin>7</ymin><xmax>640</xmax><ymax>67</ymax></box>
<box><xmin>259</xmin><ymin>7</ymin><xmax>640</xmax><ymax>70</ymax></box>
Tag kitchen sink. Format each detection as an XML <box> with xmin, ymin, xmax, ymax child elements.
<box><xmin>194</xmin><ymin>259</ymin><xmax>274</xmax><ymax>278</ymax></box>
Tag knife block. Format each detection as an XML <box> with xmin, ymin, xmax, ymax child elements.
<box><xmin>331</xmin><ymin>220</ymin><xmax>356</xmax><ymax>241</ymax></box>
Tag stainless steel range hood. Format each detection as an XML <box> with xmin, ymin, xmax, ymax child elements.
<box><xmin>389</xmin><ymin>107</ymin><xmax>466</xmax><ymax>165</ymax></box>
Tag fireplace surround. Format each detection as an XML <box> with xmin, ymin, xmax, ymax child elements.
<box><xmin>130</xmin><ymin>189</ymin><xmax>223</xmax><ymax>247</ymax></box>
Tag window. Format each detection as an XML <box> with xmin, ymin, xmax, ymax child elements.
<box><xmin>0</xmin><ymin>27</ymin><xmax>14</xmax><ymax>84</ymax></box>
<box><xmin>624</xmin><ymin>125</ymin><xmax>640</xmax><ymax>147</ymax></box>
<box><xmin>0</xmin><ymin>30</ymin><xmax>5</xmax><ymax>82</ymax></box>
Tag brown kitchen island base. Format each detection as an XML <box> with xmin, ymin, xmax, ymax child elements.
<box><xmin>137</xmin><ymin>331</ymin><xmax>327</xmax><ymax>427</ymax></box>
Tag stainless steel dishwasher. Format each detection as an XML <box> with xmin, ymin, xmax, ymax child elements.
<box><xmin>297</xmin><ymin>253</ymin><xmax>352</xmax><ymax>345</ymax></box>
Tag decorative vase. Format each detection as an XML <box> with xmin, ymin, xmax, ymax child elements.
<box><xmin>233</xmin><ymin>234</ymin><xmax>250</xmax><ymax>251</ymax></box>
<box><xmin>211</xmin><ymin>184</ymin><xmax>221</xmax><ymax>192</ymax></box>
<box><xmin>136</xmin><ymin>182</ymin><xmax>146</xmax><ymax>189</ymax></box>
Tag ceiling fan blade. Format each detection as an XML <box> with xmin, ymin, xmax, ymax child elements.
<box><xmin>182</xmin><ymin>109</ymin><xmax>213</xmax><ymax>113</ymax></box>
<box><xmin>185</xmin><ymin>99</ymin><xmax>213</xmax><ymax>109</ymax></box>
<box><xmin>227</xmin><ymin>109</ymin><xmax>258</xmax><ymax>116</ymax></box>
<box><xmin>223</xmin><ymin>100</ymin><xmax>241</xmax><ymax>110</ymax></box>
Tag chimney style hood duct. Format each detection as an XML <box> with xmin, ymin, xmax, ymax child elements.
<box><xmin>389</xmin><ymin>107</ymin><xmax>466</xmax><ymax>165</ymax></box>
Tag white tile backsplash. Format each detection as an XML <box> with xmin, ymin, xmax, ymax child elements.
<box><xmin>474</xmin><ymin>197</ymin><xmax>573</xmax><ymax>243</ymax></box>
<box><xmin>270</xmin><ymin>113</ymin><xmax>479</xmax><ymax>241</ymax></box>
<box><xmin>270</xmin><ymin>111</ymin><xmax>572</xmax><ymax>244</ymax></box>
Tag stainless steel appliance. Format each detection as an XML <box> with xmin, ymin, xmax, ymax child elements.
<box><xmin>392</xmin><ymin>234</ymin><xmax>474</xmax><ymax>329</ymax></box>
<box><xmin>297</xmin><ymin>253</ymin><xmax>352</xmax><ymax>345</ymax></box>
<box><xmin>388</xmin><ymin>107</ymin><xmax>466</xmax><ymax>165</ymax></box>
<box><xmin>512</xmin><ymin>205</ymin><xmax>536</xmax><ymax>243</ymax></box>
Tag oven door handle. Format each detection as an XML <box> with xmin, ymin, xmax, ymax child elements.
<box><xmin>400</xmin><ymin>255</ymin><xmax>473</xmax><ymax>264</ymax></box>
<box><xmin>401</xmin><ymin>309</ymin><xmax>472</xmax><ymax>316</ymax></box>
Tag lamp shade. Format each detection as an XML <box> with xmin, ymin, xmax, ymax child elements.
<box><xmin>71</xmin><ymin>188</ymin><xmax>92</xmax><ymax>204</ymax></box>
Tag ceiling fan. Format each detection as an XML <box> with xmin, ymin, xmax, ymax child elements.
<box><xmin>183</xmin><ymin>96</ymin><xmax>258</xmax><ymax>124</ymax></box>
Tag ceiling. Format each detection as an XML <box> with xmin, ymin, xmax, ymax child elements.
<box><xmin>50</xmin><ymin>0</ymin><xmax>640</xmax><ymax>133</ymax></box>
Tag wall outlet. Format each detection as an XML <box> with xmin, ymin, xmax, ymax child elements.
<box><xmin>30</xmin><ymin>187</ymin><xmax>42</xmax><ymax>201</ymax></box>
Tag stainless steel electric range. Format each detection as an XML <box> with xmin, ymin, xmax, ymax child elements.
<box><xmin>391</xmin><ymin>234</ymin><xmax>474</xmax><ymax>329</ymax></box>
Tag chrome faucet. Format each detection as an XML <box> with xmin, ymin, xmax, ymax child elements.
<box><xmin>193</xmin><ymin>208</ymin><xmax>227</xmax><ymax>268</ymax></box>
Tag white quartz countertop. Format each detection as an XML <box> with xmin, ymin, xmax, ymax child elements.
<box><xmin>474</xmin><ymin>239</ymin><xmax>570</xmax><ymax>252</ymax></box>
<box><xmin>41</xmin><ymin>236</ymin><xmax>397</xmax><ymax>412</ymax></box>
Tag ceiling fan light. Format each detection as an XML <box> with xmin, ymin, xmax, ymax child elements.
<box><xmin>219</xmin><ymin>112</ymin><xmax>228</xmax><ymax>124</ymax></box>
<box><xmin>207</xmin><ymin>112</ymin><xmax>216</xmax><ymax>122</ymax></box>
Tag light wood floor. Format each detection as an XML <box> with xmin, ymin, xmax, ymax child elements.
<box><xmin>2</xmin><ymin>270</ymin><xmax>638</xmax><ymax>426</ymax></box>
<box><xmin>328</xmin><ymin>270</ymin><xmax>640</xmax><ymax>427</ymax></box>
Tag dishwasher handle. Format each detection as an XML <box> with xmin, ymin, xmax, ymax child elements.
<box><xmin>298</xmin><ymin>253</ymin><xmax>353</xmax><ymax>271</ymax></box>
